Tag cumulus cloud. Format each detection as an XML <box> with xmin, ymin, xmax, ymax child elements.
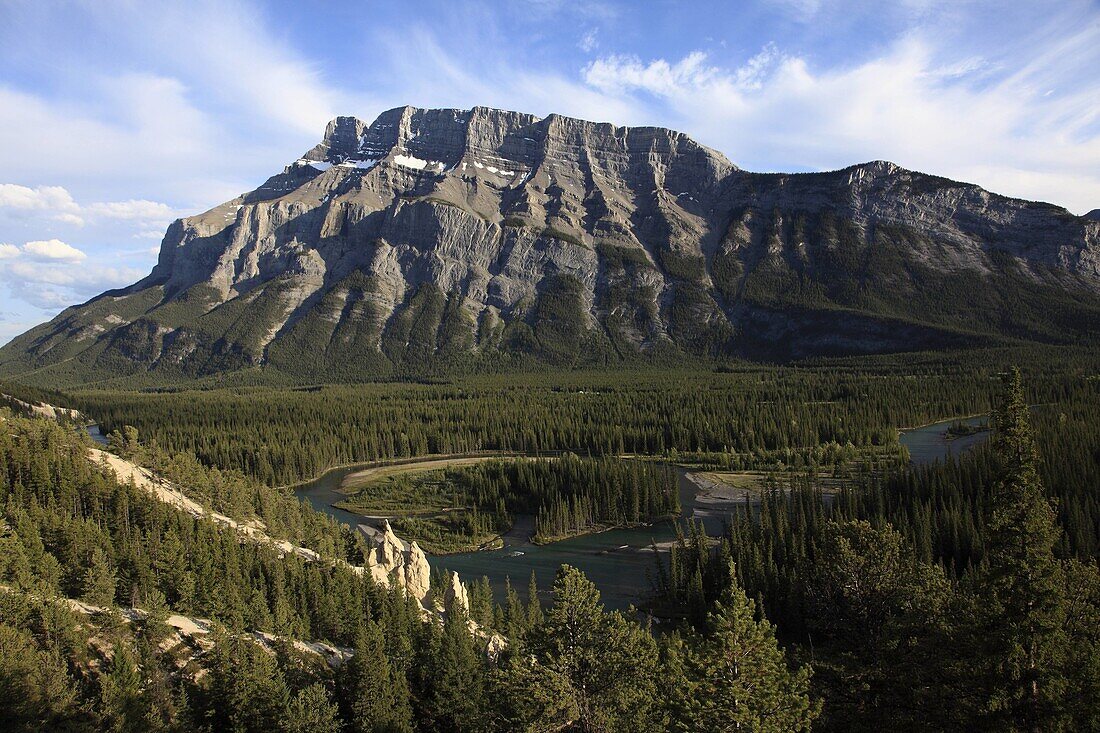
<box><xmin>0</xmin><ymin>183</ymin><xmax>179</xmax><ymax>235</ymax></box>
<box><xmin>22</xmin><ymin>239</ymin><xmax>86</xmax><ymax>261</ymax></box>
<box><xmin>0</xmin><ymin>240</ymin><xmax>142</xmax><ymax>310</ymax></box>
<box><xmin>0</xmin><ymin>184</ymin><xmax>84</xmax><ymax>226</ymax></box>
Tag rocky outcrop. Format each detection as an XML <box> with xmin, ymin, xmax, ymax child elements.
<box><xmin>364</xmin><ymin>520</ymin><xmax>432</xmax><ymax>605</ymax></box>
<box><xmin>1</xmin><ymin>393</ymin><xmax>83</xmax><ymax>421</ymax></box>
<box><xmin>90</xmin><ymin>445</ymin><xmax>437</xmax><ymax>610</ymax></box>
<box><xmin>3</xmin><ymin>105</ymin><xmax>1099</xmax><ymax>382</ymax></box>
<box><xmin>442</xmin><ymin>570</ymin><xmax>471</xmax><ymax>614</ymax></box>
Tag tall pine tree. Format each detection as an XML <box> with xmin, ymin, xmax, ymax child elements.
<box><xmin>979</xmin><ymin>368</ymin><xmax>1067</xmax><ymax>731</ymax></box>
<box><xmin>670</xmin><ymin>562</ymin><xmax>817</xmax><ymax>732</ymax></box>
<box><xmin>529</xmin><ymin>565</ymin><xmax>662</xmax><ymax>732</ymax></box>
<box><xmin>338</xmin><ymin>621</ymin><xmax>414</xmax><ymax>733</ymax></box>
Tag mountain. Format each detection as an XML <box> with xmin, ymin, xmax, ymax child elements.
<box><xmin>1086</xmin><ymin>209</ymin><xmax>1100</xmax><ymax>222</ymax></box>
<box><xmin>3</xmin><ymin>105</ymin><xmax>1100</xmax><ymax>385</ymax></box>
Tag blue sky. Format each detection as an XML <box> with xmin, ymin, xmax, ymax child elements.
<box><xmin>1</xmin><ymin>0</ymin><xmax>1098</xmax><ymax>344</ymax></box>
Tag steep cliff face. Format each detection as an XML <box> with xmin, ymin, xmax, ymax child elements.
<box><xmin>3</xmin><ymin>105</ymin><xmax>1099</xmax><ymax>384</ymax></box>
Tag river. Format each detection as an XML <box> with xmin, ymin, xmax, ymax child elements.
<box><xmin>901</xmin><ymin>414</ymin><xmax>989</xmax><ymax>467</ymax></box>
<box><xmin>289</xmin><ymin>414</ymin><xmax>989</xmax><ymax>610</ymax></box>
<box><xmin>87</xmin><ymin>423</ymin><xmax>109</xmax><ymax>446</ymax></box>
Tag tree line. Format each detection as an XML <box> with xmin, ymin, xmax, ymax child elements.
<box><xmin>441</xmin><ymin>456</ymin><xmax>679</xmax><ymax>543</ymax></box>
<box><xmin>72</xmin><ymin>362</ymin><xmax>1038</xmax><ymax>486</ymax></box>
<box><xmin>0</xmin><ymin>409</ymin><xmax>815</xmax><ymax>732</ymax></box>
<box><xmin>652</xmin><ymin>369</ymin><xmax>1100</xmax><ymax>730</ymax></box>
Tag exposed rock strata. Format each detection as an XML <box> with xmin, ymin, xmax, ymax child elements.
<box><xmin>3</xmin><ymin>105</ymin><xmax>1099</xmax><ymax>380</ymax></box>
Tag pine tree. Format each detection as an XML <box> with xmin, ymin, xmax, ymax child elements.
<box><xmin>670</xmin><ymin>562</ymin><xmax>817</xmax><ymax>732</ymax></box>
<box><xmin>1061</xmin><ymin>559</ymin><xmax>1100</xmax><ymax>731</ymax></box>
<box><xmin>979</xmin><ymin>368</ymin><xmax>1067</xmax><ymax>731</ymax></box>
<box><xmin>0</xmin><ymin>620</ymin><xmax>84</xmax><ymax>732</ymax></box>
<box><xmin>806</xmin><ymin>520</ymin><xmax>953</xmax><ymax>731</ymax></box>
<box><xmin>530</xmin><ymin>565</ymin><xmax>662</xmax><ymax>732</ymax></box>
<box><xmin>422</xmin><ymin>606</ymin><xmax>487</xmax><ymax>732</ymax></box>
<box><xmin>202</xmin><ymin>630</ymin><xmax>292</xmax><ymax>733</ymax></box>
<box><xmin>140</xmin><ymin>587</ymin><xmax>171</xmax><ymax>645</ymax></box>
<box><xmin>338</xmin><ymin>621</ymin><xmax>413</xmax><ymax>733</ymax></box>
<box><xmin>286</xmin><ymin>683</ymin><xmax>342</xmax><ymax>733</ymax></box>
<box><xmin>82</xmin><ymin>547</ymin><xmax>117</xmax><ymax>608</ymax></box>
<box><xmin>100</xmin><ymin>643</ymin><xmax>147</xmax><ymax>733</ymax></box>
<box><xmin>525</xmin><ymin>571</ymin><xmax>542</xmax><ymax>628</ymax></box>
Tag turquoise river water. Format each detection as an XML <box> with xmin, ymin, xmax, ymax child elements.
<box><xmin>288</xmin><ymin>414</ymin><xmax>988</xmax><ymax>609</ymax></box>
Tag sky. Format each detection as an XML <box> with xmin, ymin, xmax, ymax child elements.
<box><xmin>0</xmin><ymin>0</ymin><xmax>1098</xmax><ymax>345</ymax></box>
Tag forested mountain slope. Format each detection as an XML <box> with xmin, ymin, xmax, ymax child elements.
<box><xmin>0</xmin><ymin>408</ymin><xmax>822</xmax><ymax>732</ymax></box>
<box><xmin>3</xmin><ymin>105</ymin><xmax>1099</xmax><ymax>385</ymax></box>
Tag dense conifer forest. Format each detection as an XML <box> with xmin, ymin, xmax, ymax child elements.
<box><xmin>337</xmin><ymin>456</ymin><xmax>679</xmax><ymax>551</ymax></box>
<box><xmin>653</xmin><ymin>370</ymin><xmax>1100</xmax><ymax>730</ymax></box>
<box><xmin>0</xmin><ymin>411</ymin><xmax>815</xmax><ymax>732</ymax></box>
<box><xmin>72</xmin><ymin>350</ymin><xmax>1095</xmax><ymax>487</ymax></box>
<box><xmin>3</xmin><ymin>348</ymin><xmax>1100</xmax><ymax>730</ymax></box>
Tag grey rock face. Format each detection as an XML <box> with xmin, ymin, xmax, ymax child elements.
<box><xmin>3</xmin><ymin>105</ymin><xmax>1100</xmax><ymax>381</ymax></box>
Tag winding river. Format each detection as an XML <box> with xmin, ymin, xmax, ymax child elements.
<box><xmin>287</xmin><ymin>414</ymin><xmax>990</xmax><ymax>609</ymax></box>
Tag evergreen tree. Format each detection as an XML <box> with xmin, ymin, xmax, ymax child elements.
<box><xmin>141</xmin><ymin>587</ymin><xmax>172</xmax><ymax>645</ymax></box>
<box><xmin>670</xmin><ymin>563</ymin><xmax>817</xmax><ymax>732</ymax></box>
<box><xmin>201</xmin><ymin>629</ymin><xmax>292</xmax><ymax>733</ymax></box>
<box><xmin>1060</xmin><ymin>559</ymin><xmax>1100</xmax><ymax>731</ymax></box>
<box><xmin>421</xmin><ymin>606</ymin><xmax>488</xmax><ymax>732</ymax></box>
<box><xmin>530</xmin><ymin>565</ymin><xmax>662</xmax><ymax>732</ymax></box>
<box><xmin>338</xmin><ymin>621</ymin><xmax>414</xmax><ymax>733</ymax></box>
<box><xmin>525</xmin><ymin>571</ymin><xmax>542</xmax><ymax>628</ymax></box>
<box><xmin>0</xmin><ymin>620</ymin><xmax>85</xmax><ymax>732</ymax></box>
<box><xmin>82</xmin><ymin>547</ymin><xmax>117</xmax><ymax>608</ymax></box>
<box><xmin>806</xmin><ymin>520</ymin><xmax>954</xmax><ymax>731</ymax></box>
<box><xmin>100</xmin><ymin>642</ymin><xmax>148</xmax><ymax>733</ymax></box>
<box><xmin>286</xmin><ymin>683</ymin><xmax>342</xmax><ymax>733</ymax></box>
<box><xmin>978</xmin><ymin>368</ymin><xmax>1067</xmax><ymax>731</ymax></box>
<box><xmin>492</xmin><ymin>652</ymin><xmax>578</xmax><ymax>732</ymax></box>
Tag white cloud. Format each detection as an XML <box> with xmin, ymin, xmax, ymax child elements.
<box><xmin>0</xmin><ymin>183</ymin><xmax>84</xmax><ymax>226</ymax></box>
<box><xmin>85</xmin><ymin>199</ymin><xmax>177</xmax><ymax>222</ymax></box>
<box><xmin>585</xmin><ymin>52</ymin><xmax>713</xmax><ymax>96</ymax></box>
<box><xmin>579</xmin><ymin>29</ymin><xmax>599</xmax><ymax>53</ymax></box>
<box><xmin>22</xmin><ymin>239</ymin><xmax>86</xmax><ymax>261</ymax></box>
<box><xmin>0</xmin><ymin>243</ymin><xmax>19</xmax><ymax>259</ymax></box>
<box><xmin>579</xmin><ymin>26</ymin><xmax>1100</xmax><ymax>214</ymax></box>
<box><xmin>0</xmin><ymin>250</ymin><xmax>143</xmax><ymax>310</ymax></box>
<box><xmin>0</xmin><ymin>182</ymin><xmax>179</xmax><ymax>237</ymax></box>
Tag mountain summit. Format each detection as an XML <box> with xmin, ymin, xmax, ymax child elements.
<box><xmin>3</xmin><ymin>105</ymin><xmax>1100</xmax><ymax>384</ymax></box>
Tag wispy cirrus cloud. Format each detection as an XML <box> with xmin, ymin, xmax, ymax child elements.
<box><xmin>578</xmin><ymin>18</ymin><xmax>1100</xmax><ymax>214</ymax></box>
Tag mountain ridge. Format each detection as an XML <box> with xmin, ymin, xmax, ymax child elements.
<box><xmin>3</xmin><ymin>104</ymin><xmax>1099</xmax><ymax>386</ymax></box>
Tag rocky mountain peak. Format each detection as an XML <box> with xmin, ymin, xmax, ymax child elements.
<box><xmin>2</xmin><ymin>105</ymin><xmax>1099</xmax><ymax>385</ymax></box>
<box><xmin>1086</xmin><ymin>209</ymin><xmax>1100</xmax><ymax>222</ymax></box>
<box><xmin>296</xmin><ymin>104</ymin><xmax>736</xmax><ymax>182</ymax></box>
